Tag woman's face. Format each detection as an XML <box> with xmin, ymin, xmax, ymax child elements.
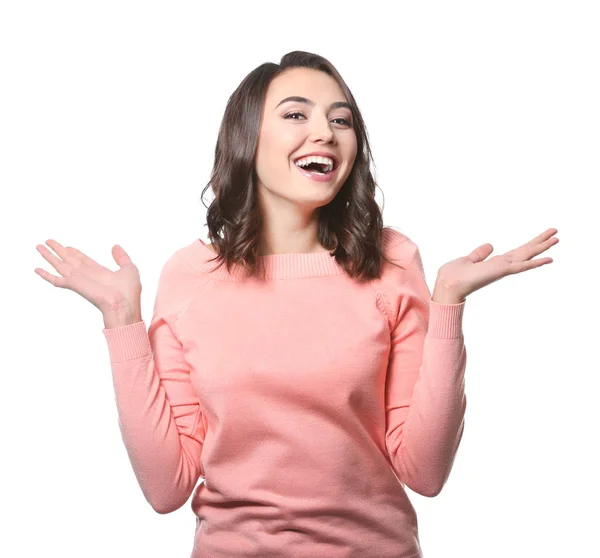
<box><xmin>255</xmin><ymin>67</ymin><xmax>358</xmax><ymax>214</ymax></box>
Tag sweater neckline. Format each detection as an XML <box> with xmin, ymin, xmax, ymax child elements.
<box><xmin>186</xmin><ymin>238</ymin><xmax>346</xmax><ymax>280</ymax></box>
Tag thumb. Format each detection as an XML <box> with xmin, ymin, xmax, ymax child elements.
<box><xmin>112</xmin><ymin>244</ymin><xmax>133</xmax><ymax>267</ymax></box>
<box><xmin>468</xmin><ymin>243</ymin><xmax>494</xmax><ymax>263</ymax></box>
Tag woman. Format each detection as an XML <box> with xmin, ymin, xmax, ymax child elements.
<box><xmin>34</xmin><ymin>50</ymin><xmax>558</xmax><ymax>558</ymax></box>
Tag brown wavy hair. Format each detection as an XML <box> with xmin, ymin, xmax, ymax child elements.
<box><xmin>199</xmin><ymin>50</ymin><xmax>405</xmax><ymax>282</ymax></box>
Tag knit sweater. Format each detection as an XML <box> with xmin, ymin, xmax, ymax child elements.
<box><xmin>102</xmin><ymin>226</ymin><xmax>467</xmax><ymax>558</ymax></box>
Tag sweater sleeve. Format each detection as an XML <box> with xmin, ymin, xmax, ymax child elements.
<box><xmin>101</xmin><ymin>254</ymin><xmax>206</xmax><ymax>514</ymax></box>
<box><xmin>380</xmin><ymin>235</ymin><xmax>467</xmax><ymax>498</ymax></box>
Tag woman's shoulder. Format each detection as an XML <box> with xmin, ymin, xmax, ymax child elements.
<box><xmin>382</xmin><ymin>226</ymin><xmax>411</xmax><ymax>250</ymax></box>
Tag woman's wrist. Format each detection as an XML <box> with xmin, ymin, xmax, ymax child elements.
<box><xmin>103</xmin><ymin>308</ymin><xmax>142</xmax><ymax>329</ymax></box>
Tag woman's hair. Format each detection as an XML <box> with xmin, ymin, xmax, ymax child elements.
<box><xmin>200</xmin><ymin>50</ymin><xmax>405</xmax><ymax>282</ymax></box>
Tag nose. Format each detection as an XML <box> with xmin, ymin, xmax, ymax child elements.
<box><xmin>309</xmin><ymin>114</ymin><xmax>335</xmax><ymax>142</ymax></box>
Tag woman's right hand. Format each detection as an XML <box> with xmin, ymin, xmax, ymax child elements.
<box><xmin>34</xmin><ymin>239</ymin><xmax>142</xmax><ymax>316</ymax></box>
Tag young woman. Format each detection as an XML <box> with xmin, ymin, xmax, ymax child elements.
<box><xmin>34</xmin><ymin>50</ymin><xmax>558</xmax><ymax>558</ymax></box>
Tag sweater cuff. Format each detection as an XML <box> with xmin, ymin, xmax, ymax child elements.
<box><xmin>102</xmin><ymin>320</ymin><xmax>152</xmax><ymax>364</ymax></box>
<box><xmin>427</xmin><ymin>297</ymin><xmax>465</xmax><ymax>339</ymax></box>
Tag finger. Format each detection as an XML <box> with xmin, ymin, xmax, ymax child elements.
<box><xmin>525</xmin><ymin>236</ymin><xmax>559</xmax><ymax>260</ymax></box>
<box><xmin>42</xmin><ymin>239</ymin><xmax>96</xmax><ymax>269</ymax></box>
<box><xmin>511</xmin><ymin>257</ymin><xmax>553</xmax><ymax>274</ymax></box>
<box><xmin>44</xmin><ymin>239</ymin><xmax>68</xmax><ymax>259</ymax></box>
<box><xmin>36</xmin><ymin>243</ymin><xmax>68</xmax><ymax>275</ymax></box>
<box><xmin>34</xmin><ymin>266</ymin><xmax>67</xmax><ymax>288</ymax></box>
<box><xmin>529</xmin><ymin>228</ymin><xmax>558</xmax><ymax>246</ymax></box>
<box><xmin>527</xmin><ymin>257</ymin><xmax>553</xmax><ymax>269</ymax></box>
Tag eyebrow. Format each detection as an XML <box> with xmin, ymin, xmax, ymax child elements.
<box><xmin>275</xmin><ymin>96</ymin><xmax>351</xmax><ymax>111</ymax></box>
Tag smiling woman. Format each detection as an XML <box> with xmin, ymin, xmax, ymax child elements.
<box><xmin>200</xmin><ymin>50</ymin><xmax>406</xmax><ymax>281</ymax></box>
<box><xmin>72</xmin><ymin>48</ymin><xmax>474</xmax><ymax>558</ymax></box>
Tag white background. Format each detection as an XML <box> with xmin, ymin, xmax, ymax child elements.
<box><xmin>3</xmin><ymin>1</ymin><xmax>597</xmax><ymax>556</ymax></box>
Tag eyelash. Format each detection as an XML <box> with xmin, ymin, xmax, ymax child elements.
<box><xmin>284</xmin><ymin>111</ymin><xmax>352</xmax><ymax>127</ymax></box>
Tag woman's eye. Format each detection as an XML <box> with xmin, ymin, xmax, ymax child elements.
<box><xmin>284</xmin><ymin>111</ymin><xmax>305</xmax><ymax>121</ymax></box>
<box><xmin>283</xmin><ymin>112</ymin><xmax>352</xmax><ymax>126</ymax></box>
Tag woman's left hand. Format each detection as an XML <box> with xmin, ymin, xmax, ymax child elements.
<box><xmin>435</xmin><ymin>228</ymin><xmax>559</xmax><ymax>302</ymax></box>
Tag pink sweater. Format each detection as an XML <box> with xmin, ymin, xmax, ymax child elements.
<box><xmin>102</xmin><ymin>226</ymin><xmax>467</xmax><ymax>558</ymax></box>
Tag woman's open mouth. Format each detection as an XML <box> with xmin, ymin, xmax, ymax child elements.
<box><xmin>293</xmin><ymin>159</ymin><xmax>340</xmax><ymax>183</ymax></box>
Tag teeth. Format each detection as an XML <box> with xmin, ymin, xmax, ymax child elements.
<box><xmin>294</xmin><ymin>155</ymin><xmax>335</xmax><ymax>173</ymax></box>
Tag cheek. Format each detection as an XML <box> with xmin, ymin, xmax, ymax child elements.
<box><xmin>347</xmin><ymin>135</ymin><xmax>358</xmax><ymax>159</ymax></box>
<box><xmin>273</xmin><ymin>127</ymin><xmax>301</xmax><ymax>152</ymax></box>
<box><xmin>258</xmin><ymin>127</ymin><xmax>299</xmax><ymax>169</ymax></box>
<box><xmin>256</xmin><ymin>138</ymin><xmax>287</xmax><ymax>181</ymax></box>
<box><xmin>260</xmin><ymin>125</ymin><xmax>291</xmax><ymax>154</ymax></box>
<box><xmin>345</xmin><ymin>144</ymin><xmax>358</xmax><ymax>171</ymax></box>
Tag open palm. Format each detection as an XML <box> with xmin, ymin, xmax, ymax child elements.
<box><xmin>437</xmin><ymin>228</ymin><xmax>559</xmax><ymax>300</ymax></box>
<box><xmin>35</xmin><ymin>239</ymin><xmax>141</xmax><ymax>314</ymax></box>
